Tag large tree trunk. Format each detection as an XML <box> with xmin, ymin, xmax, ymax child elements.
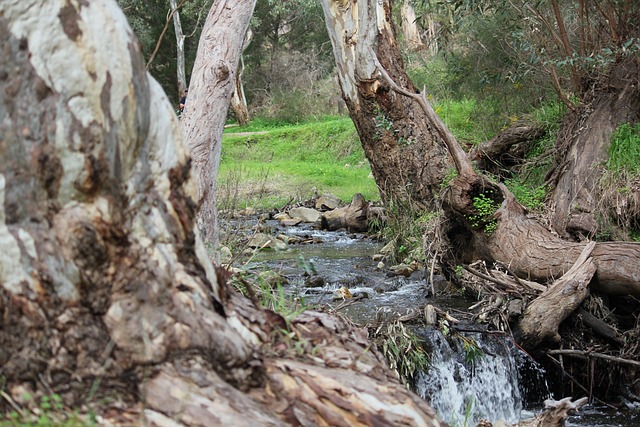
<box><xmin>0</xmin><ymin>1</ymin><xmax>447</xmax><ymax>425</ymax></box>
<box><xmin>320</xmin><ymin>0</ymin><xmax>450</xmax><ymax>209</ymax></box>
<box><xmin>549</xmin><ymin>59</ymin><xmax>640</xmax><ymax>238</ymax></box>
<box><xmin>181</xmin><ymin>0</ymin><xmax>256</xmax><ymax>250</ymax></box>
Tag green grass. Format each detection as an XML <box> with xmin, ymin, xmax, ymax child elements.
<box><xmin>607</xmin><ymin>122</ymin><xmax>640</xmax><ymax>177</ymax></box>
<box><xmin>220</xmin><ymin>116</ymin><xmax>379</xmax><ymax>209</ymax></box>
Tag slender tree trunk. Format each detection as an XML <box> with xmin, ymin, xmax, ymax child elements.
<box><xmin>181</xmin><ymin>0</ymin><xmax>256</xmax><ymax>250</ymax></box>
<box><xmin>321</xmin><ymin>0</ymin><xmax>450</xmax><ymax>208</ymax></box>
<box><xmin>170</xmin><ymin>0</ymin><xmax>187</xmax><ymax>97</ymax></box>
<box><xmin>401</xmin><ymin>0</ymin><xmax>423</xmax><ymax>50</ymax></box>
<box><xmin>230</xmin><ymin>30</ymin><xmax>253</xmax><ymax>126</ymax></box>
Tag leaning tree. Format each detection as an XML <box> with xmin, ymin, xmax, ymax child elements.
<box><xmin>0</xmin><ymin>0</ymin><xmax>452</xmax><ymax>425</ymax></box>
<box><xmin>320</xmin><ymin>0</ymin><xmax>640</xmax><ymax>349</ymax></box>
<box><xmin>180</xmin><ymin>0</ymin><xmax>256</xmax><ymax>249</ymax></box>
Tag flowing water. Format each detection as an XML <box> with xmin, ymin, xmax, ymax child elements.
<box><xmin>239</xmin><ymin>220</ymin><xmax>640</xmax><ymax>426</ymax></box>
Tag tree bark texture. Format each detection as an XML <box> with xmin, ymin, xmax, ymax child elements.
<box><xmin>322</xmin><ymin>0</ymin><xmax>640</xmax><ymax>343</ymax></box>
<box><xmin>181</xmin><ymin>0</ymin><xmax>256</xmax><ymax>250</ymax></box>
<box><xmin>0</xmin><ymin>2</ymin><xmax>447</xmax><ymax>425</ymax></box>
<box><xmin>516</xmin><ymin>242</ymin><xmax>597</xmax><ymax>348</ymax></box>
<box><xmin>469</xmin><ymin>124</ymin><xmax>545</xmax><ymax>175</ymax></box>
<box><xmin>550</xmin><ymin>56</ymin><xmax>640</xmax><ymax>238</ymax></box>
<box><xmin>321</xmin><ymin>0</ymin><xmax>450</xmax><ymax>208</ymax></box>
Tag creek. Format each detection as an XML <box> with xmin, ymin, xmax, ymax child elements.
<box><xmin>235</xmin><ymin>220</ymin><xmax>640</xmax><ymax>426</ymax></box>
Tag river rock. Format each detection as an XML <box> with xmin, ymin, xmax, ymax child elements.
<box><xmin>248</xmin><ymin>232</ymin><xmax>272</xmax><ymax>248</ymax></box>
<box><xmin>379</xmin><ymin>240</ymin><xmax>395</xmax><ymax>255</ymax></box>
<box><xmin>219</xmin><ymin>246</ymin><xmax>233</xmax><ymax>264</ymax></box>
<box><xmin>304</xmin><ymin>276</ymin><xmax>325</xmax><ymax>288</ymax></box>
<box><xmin>372</xmin><ymin>254</ymin><xmax>385</xmax><ymax>262</ymax></box>
<box><xmin>289</xmin><ymin>207</ymin><xmax>322</xmax><ymax>223</ymax></box>
<box><xmin>390</xmin><ymin>263</ymin><xmax>413</xmax><ymax>277</ymax></box>
<box><xmin>239</xmin><ymin>206</ymin><xmax>256</xmax><ymax>216</ymax></box>
<box><xmin>315</xmin><ymin>193</ymin><xmax>342</xmax><ymax>211</ymax></box>
<box><xmin>274</xmin><ymin>212</ymin><xmax>291</xmax><ymax>221</ymax></box>
<box><xmin>248</xmin><ymin>233</ymin><xmax>288</xmax><ymax>251</ymax></box>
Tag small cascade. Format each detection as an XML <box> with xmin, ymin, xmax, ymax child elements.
<box><xmin>414</xmin><ymin>328</ymin><xmax>549</xmax><ymax>426</ymax></box>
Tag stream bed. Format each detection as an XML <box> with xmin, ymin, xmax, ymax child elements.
<box><xmin>236</xmin><ymin>220</ymin><xmax>640</xmax><ymax>426</ymax></box>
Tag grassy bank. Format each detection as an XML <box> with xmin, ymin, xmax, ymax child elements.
<box><xmin>219</xmin><ymin>100</ymin><xmax>559</xmax><ymax>212</ymax></box>
<box><xmin>219</xmin><ymin>116</ymin><xmax>378</xmax><ymax>209</ymax></box>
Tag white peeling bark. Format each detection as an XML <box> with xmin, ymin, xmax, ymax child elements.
<box><xmin>1</xmin><ymin>2</ymin><xmax>448</xmax><ymax>425</ymax></box>
<box><xmin>401</xmin><ymin>0</ymin><xmax>424</xmax><ymax>49</ymax></box>
<box><xmin>1</xmin><ymin>0</ymin><xmax>251</xmax><ymax>403</ymax></box>
<box><xmin>320</xmin><ymin>0</ymin><xmax>451</xmax><ymax>207</ymax></box>
<box><xmin>170</xmin><ymin>0</ymin><xmax>188</xmax><ymax>97</ymax></box>
<box><xmin>181</xmin><ymin>0</ymin><xmax>257</xmax><ymax>251</ymax></box>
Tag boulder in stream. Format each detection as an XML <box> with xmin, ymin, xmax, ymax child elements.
<box><xmin>289</xmin><ymin>207</ymin><xmax>322</xmax><ymax>223</ymax></box>
<box><xmin>315</xmin><ymin>193</ymin><xmax>342</xmax><ymax>211</ymax></box>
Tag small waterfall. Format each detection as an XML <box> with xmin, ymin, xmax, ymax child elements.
<box><xmin>414</xmin><ymin>328</ymin><xmax>549</xmax><ymax>426</ymax></box>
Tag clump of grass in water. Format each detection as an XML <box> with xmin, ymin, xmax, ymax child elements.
<box><xmin>377</xmin><ymin>321</ymin><xmax>429</xmax><ymax>387</ymax></box>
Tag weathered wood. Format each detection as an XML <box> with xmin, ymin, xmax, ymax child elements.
<box><xmin>547</xmin><ymin>349</ymin><xmax>640</xmax><ymax>368</ymax></box>
<box><xmin>470</xmin><ymin>124</ymin><xmax>545</xmax><ymax>174</ymax></box>
<box><xmin>516</xmin><ymin>242</ymin><xmax>597</xmax><ymax>348</ymax></box>
<box><xmin>320</xmin><ymin>0</ymin><xmax>451</xmax><ymax>208</ymax></box>
<box><xmin>519</xmin><ymin>397</ymin><xmax>589</xmax><ymax>427</ymax></box>
<box><xmin>321</xmin><ymin>193</ymin><xmax>369</xmax><ymax>231</ymax></box>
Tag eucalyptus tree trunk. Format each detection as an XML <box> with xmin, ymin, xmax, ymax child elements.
<box><xmin>230</xmin><ymin>30</ymin><xmax>252</xmax><ymax>126</ymax></box>
<box><xmin>0</xmin><ymin>1</ymin><xmax>448</xmax><ymax>425</ymax></box>
<box><xmin>170</xmin><ymin>0</ymin><xmax>187</xmax><ymax>97</ymax></box>
<box><xmin>401</xmin><ymin>0</ymin><xmax>424</xmax><ymax>50</ymax></box>
<box><xmin>320</xmin><ymin>0</ymin><xmax>450</xmax><ymax>209</ymax></box>
<box><xmin>181</xmin><ymin>0</ymin><xmax>256</xmax><ymax>250</ymax></box>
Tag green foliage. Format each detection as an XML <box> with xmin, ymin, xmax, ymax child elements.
<box><xmin>0</xmin><ymin>394</ymin><xmax>93</xmax><ymax>427</ymax></box>
<box><xmin>117</xmin><ymin>0</ymin><xmax>208</xmax><ymax>101</ymax></box>
<box><xmin>458</xmin><ymin>335</ymin><xmax>483</xmax><ymax>365</ymax></box>
<box><xmin>378</xmin><ymin>200</ymin><xmax>433</xmax><ymax>263</ymax></box>
<box><xmin>244</xmin><ymin>0</ymin><xmax>335</xmax><ymax>121</ymax></box>
<box><xmin>259</xmin><ymin>282</ymin><xmax>307</xmax><ymax>328</ymax></box>
<box><xmin>607</xmin><ymin>122</ymin><xmax>640</xmax><ymax>178</ymax></box>
<box><xmin>467</xmin><ymin>193</ymin><xmax>499</xmax><ymax>234</ymax></box>
<box><xmin>379</xmin><ymin>322</ymin><xmax>429</xmax><ymax>386</ymax></box>
<box><xmin>504</xmin><ymin>179</ymin><xmax>546</xmax><ymax>211</ymax></box>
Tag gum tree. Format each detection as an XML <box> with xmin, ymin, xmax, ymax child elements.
<box><xmin>0</xmin><ymin>1</ymin><xmax>446</xmax><ymax>425</ymax></box>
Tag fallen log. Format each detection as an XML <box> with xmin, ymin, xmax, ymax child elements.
<box><xmin>515</xmin><ymin>242</ymin><xmax>597</xmax><ymax>348</ymax></box>
<box><xmin>519</xmin><ymin>397</ymin><xmax>589</xmax><ymax>427</ymax></box>
<box><xmin>470</xmin><ymin>124</ymin><xmax>545</xmax><ymax>174</ymax></box>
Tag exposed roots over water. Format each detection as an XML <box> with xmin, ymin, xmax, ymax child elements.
<box><xmin>453</xmin><ymin>255</ymin><xmax>640</xmax><ymax>405</ymax></box>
